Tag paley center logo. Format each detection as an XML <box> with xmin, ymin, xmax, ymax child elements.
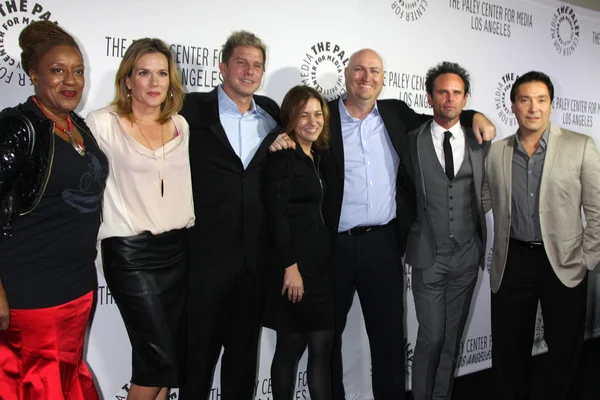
<box><xmin>390</xmin><ymin>0</ymin><xmax>429</xmax><ymax>22</ymax></box>
<box><xmin>494</xmin><ymin>72</ymin><xmax>518</xmax><ymax>127</ymax></box>
<box><xmin>0</xmin><ymin>0</ymin><xmax>56</xmax><ymax>86</ymax></box>
<box><xmin>550</xmin><ymin>6</ymin><xmax>579</xmax><ymax>56</ymax></box>
<box><xmin>300</xmin><ymin>41</ymin><xmax>349</xmax><ymax>101</ymax></box>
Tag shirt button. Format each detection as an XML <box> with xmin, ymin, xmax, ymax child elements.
<box><xmin>449</xmin><ymin>207</ymin><xmax>453</xmax><ymax>211</ymax></box>
<box><xmin>450</xmin><ymin>196</ymin><xmax>454</xmax><ymax>199</ymax></box>
<box><xmin>528</xmin><ymin>170</ymin><xmax>532</xmax><ymax>174</ymax></box>
<box><xmin>450</xmin><ymin>218</ymin><xmax>454</xmax><ymax>222</ymax></box>
<box><xmin>369</xmin><ymin>182</ymin><xmax>373</xmax><ymax>186</ymax></box>
<box><xmin>369</xmin><ymin>204</ymin><xmax>373</xmax><ymax>208</ymax></box>
<box><xmin>362</xmin><ymin>141</ymin><xmax>366</xmax><ymax>145</ymax></box>
<box><xmin>530</xmin><ymin>193</ymin><xmax>534</xmax><ymax>197</ymax></box>
<box><xmin>449</xmin><ymin>185</ymin><xmax>453</xmax><ymax>189</ymax></box>
<box><xmin>367</xmin><ymin>161</ymin><xmax>371</xmax><ymax>166</ymax></box>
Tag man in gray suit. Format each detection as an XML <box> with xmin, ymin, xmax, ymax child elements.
<box><xmin>406</xmin><ymin>62</ymin><xmax>489</xmax><ymax>400</ymax></box>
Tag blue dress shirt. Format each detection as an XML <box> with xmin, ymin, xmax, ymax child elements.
<box><xmin>337</xmin><ymin>97</ymin><xmax>400</xmax><ymax>232</ymax></box>
<box><xmin>217</xmin><ymin>85</ymin><xmax>278</xmax><ymax>169</ymax></box>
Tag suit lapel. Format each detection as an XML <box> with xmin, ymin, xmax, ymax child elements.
<box><xmin>413</xmin><ymin>121</ymin><xmax>431</xmax><ymax>199</ymax></box>
<box><xmin>378</xmin><ymin>101</ymin><xmax>407</xmax><ymax>157</ymax></box>
<box><xmin>202</xmin><ymin>89</ymin><xmax>237</xmax><ymax>155</ymax></box>
<box><xmin>540</xmin><ymin>123</ymin><xmax>561</xmax><ymax>199</ymax></box>
<box><xmin>502</xmin><ymin>136</ymin><xmax>515</xmax><ymax>201</ymax></box>
<box><xmin>249</xmin><ymin>130</ymin><xmax>278</xmax><ymax>168</ymax></box>
<box><xmin>328</xmin><ymin>99</ymin><xmax>345</xmax><ymax>177</ymax></box>
<box><xmin>465</xmin><ymin>128</ymin><xmax>483</xmax><ymax>203</ymax></box>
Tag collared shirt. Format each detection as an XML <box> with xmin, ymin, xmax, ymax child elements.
<box><xmin>510</xmin><ymin>124</ymin><xmax>551</xmax><ymax>242</ymax></box>
<box><xmin>217</xmin><ymin>85</ymin><xmax>278</xmax><ymax>169</ymax></box>
<box><xmin>337</xmin><ymin>97</ymin><xmax>400</xmax><ymax>232</ymax></box>
<box><xmin>430</xmin><ymin>120</ymin><xmax>466</xmax><ymax>174</ymax></box>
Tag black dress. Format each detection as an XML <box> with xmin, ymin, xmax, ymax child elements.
<box><xmin>263</xmin><ymin>147</ymin><xmax>334</xmax><ymax>333</ymax></box>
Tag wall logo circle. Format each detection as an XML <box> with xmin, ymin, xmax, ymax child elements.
<box><xmin>550</xmin><ymin>6</ymin><xmax>579</xmax><ymax>56</ymax></box>
<box><xmin>300</xmin><ymin>41</ymin><xmax>349</xmax><ymax>101</ymax></box>
<box><xmin>494</xmin><ymin>72</ymin><xmax>519</xmax><ymax>127</ymax></box>
<box><xmin>0</xmin><ymin>1</ymin><xmax>56</xmax><ymax>87</ymax></box>
<box><xmin>390</xmin><ymin>0</ymin><xmax>429</xmax><ymax>22</ymax></box>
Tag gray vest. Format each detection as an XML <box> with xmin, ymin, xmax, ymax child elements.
<box><xmin>419</xmin><ymin>131</ymin><xmax>479</xmax><ymax>247</ymax></box>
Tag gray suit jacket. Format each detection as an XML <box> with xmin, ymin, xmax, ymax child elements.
<box><xmin>482</xmin><ymin>123</ymin><xmax>600</xmax><ymax>293</ymax></box>
<box><xmin>405</xmin><ymin>120</ymin><xmax>490</xmax><ymax>269</ymax></box>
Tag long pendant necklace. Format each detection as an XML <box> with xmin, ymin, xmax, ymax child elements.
<box><xmin>32</xmin><ymin>96</ymin><xmax>86</xmax><ymax>157</ymax></box>
<box><xmin>134</xmin><ymin>120</ymin><xmax>166</xmax><ymax>198</ymax></box>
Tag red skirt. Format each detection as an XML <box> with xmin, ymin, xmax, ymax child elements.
<box><xmin>0</xmin><ymin>291</ymin><xmax>98</xmax><ymax>400</ymax></box>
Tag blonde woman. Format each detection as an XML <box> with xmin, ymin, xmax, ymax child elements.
<box><xmin>86</xmin><ymin>38</ymin><xmax>194</xmax><ymax>400</ymax></box>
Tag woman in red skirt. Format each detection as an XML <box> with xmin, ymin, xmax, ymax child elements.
<box><xmin>0</xmin><ymin>21</ymin><xmax>106</xmax><ymax>400</ymax></box>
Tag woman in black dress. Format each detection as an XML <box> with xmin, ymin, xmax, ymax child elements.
<box><xmin>264</xmin><ymin>85</ymin><xmax>333</xmax><ymax>400</ymax></box>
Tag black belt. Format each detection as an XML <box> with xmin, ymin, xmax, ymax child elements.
<box><xmin>339</xmin><ymin>220</ymin><xmax>394</xmax><ymax>236</ymax></box>
<box><xmin>510</xmin><ymin>237</ymin><xmax>544</xmax><ymax>250</ymax></box>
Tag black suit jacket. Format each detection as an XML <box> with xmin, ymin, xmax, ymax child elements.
<box><xmin>180</xmin><ymin>88</ymin><xmax>280</xmax><ymax>275</ymax></box>
<box><xmin>321</xmin><ymin>98</ymin><xmax>425</xmax><ymax>255</ymax></box>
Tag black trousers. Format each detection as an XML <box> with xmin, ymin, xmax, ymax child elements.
<box><xmin>179</xmin><ymin>268</ymin><xmax>263</xmax><ymax>400</ymax></box>
<box><xmin>491</xmin><ymin>239</ymin><xmax>588</xmax><ymax>400</ymax></box>
<box><xmin>331</xmin><ymin>223</ymin><xmax>406</xmax><ymax>400</ymax></box>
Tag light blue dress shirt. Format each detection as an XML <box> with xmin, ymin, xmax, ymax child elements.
<box><xmin>337</xmin><ymin>97</ymin><xmax>400</xmax><ymax>232</ymax></box>
<box><xmin>217</xmin><ymin>85</ymin><xmax>278</xmax><ymax>169</ymax></box>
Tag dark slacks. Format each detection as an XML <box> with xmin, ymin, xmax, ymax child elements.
<box><xmin>491</xmin><ymin>238</ymin><xmax>587</xmax><ymax>400</ymax></box>
<box><xmin>331</xmin><ymin>223</ymin><xmax>406</xmax><ymax>400</ymax></box>
<box><xmin>179</xmin><ymin>269</ymin><xmax>263</xmax><ymax>400</ymax></box>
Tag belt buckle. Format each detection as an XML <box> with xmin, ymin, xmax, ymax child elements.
<box><xmin>348</xmin><ymin>226</ymin><xmax>372</xmax><ymax>236</ymax></box>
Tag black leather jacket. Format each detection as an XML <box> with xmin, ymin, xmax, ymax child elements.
<box><xmin>0</xmin><ymin>97</ymin><xmax>90</xmax><ymax>237</ymax></box>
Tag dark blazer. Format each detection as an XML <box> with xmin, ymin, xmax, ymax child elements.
<box><xmin>405</xmin><ymin>121</ymin><xmax>490</xmax><ymax>269</ymax></box>
<box><xmin>180</xmin><ymin>88</ymin><xmax>280</xmax><ymax>275</ymax></box>
<box><xmin>320</xmin><ymin>98</ymin><xmax>426</xmax><ymax>255</ymax></box>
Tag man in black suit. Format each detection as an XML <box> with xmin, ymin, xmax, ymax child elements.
<box><xmin>321</xmin><ymin>49</ymin><xmax>495</xmax><ymax>399</ymax></box>
<box><xmin>178</xmin><ymin>31</ymin><xmax>291</xmax><ymax>400</ymax></box>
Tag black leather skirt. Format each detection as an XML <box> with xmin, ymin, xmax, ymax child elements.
<box><xmin>101</xmin><ymin>229</ymin><xmax>188</xmax><ymax>387</ymax></box>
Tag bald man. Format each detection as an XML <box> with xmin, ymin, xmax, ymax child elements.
<box><xmin>319</xmin><ymin>49</ymin><xmax>495</xmax><ymax>399</ymax></box>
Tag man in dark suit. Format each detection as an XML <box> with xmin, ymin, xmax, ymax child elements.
<box><xmin>178</xmin><ymin>31</ymin><xmax>291</xmax><ymax>400</ymax></box>
<box><xmin>321</xmin><ymin>49</ymin><xmax>495</xmax><ymax>400</ymax></box>
<box><xmin>405</xmin><ymin>62</ymin><xmax>489</xmax><ymax>400</ymax></box>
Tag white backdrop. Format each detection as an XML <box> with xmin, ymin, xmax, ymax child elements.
<box><xmin>1</xmin><ymin>0</ymin><xmax>600</xmax><ymax>398</ymax></box>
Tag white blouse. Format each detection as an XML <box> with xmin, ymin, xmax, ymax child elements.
<box><xmin>86</xmin><ymin>106</ymin><xmax>195</xmax><ymax>240</ymax></box>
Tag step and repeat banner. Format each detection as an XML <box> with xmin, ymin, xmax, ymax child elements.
<box><xmin>1</xmin><ymin>0</ymin><xmax>600</xmax><ymax>398</ymax></box>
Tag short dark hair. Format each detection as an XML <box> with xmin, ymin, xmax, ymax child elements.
<box><xmin>19</xmin><ymin>21</ymin><xmax>81</xmax><ymax>76</ymax></box>
<box><xmin>280</xmin><ymin>85</ymin><xmax>330</xmax><ymax>150</ymax></box>
<box><xmin>425</xmin><ymin>61</ymin><xmax>471</xmax><ymax>96</ymax></box>
<box><xmin>510</xmin><ymin>71</ymin><xmax>554</xmax><ymax>103</ymax></box>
